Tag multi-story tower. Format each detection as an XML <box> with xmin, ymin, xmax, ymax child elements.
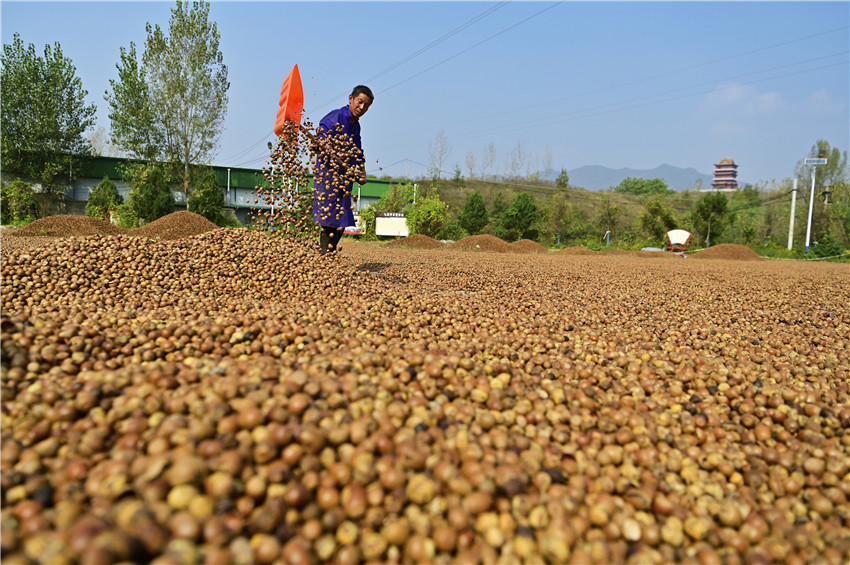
<box><xmin>711</xmin><ymin>158</ymin><xmax>738</xmax><ymax>191</ymax></box>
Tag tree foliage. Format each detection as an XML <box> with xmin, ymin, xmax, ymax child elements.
<box><xmin>794</xmin><ymin>140</ymin><xmax>849</xmax><ymax>243</ymax></box>
<box><xmin>375</xmin><ymin>183</ymin><xmax>414</xmax><ymax>214</ymax></box>
<box><xmin>85</xmin><ymin>177</ymin><xmax>123</xmax><ymax>220</ymax></box>
<box><xmin>105</xmin><ymin>43</ymin><xmax>160</xmax><ymax>161</ymax></box>
<box><xmin>187</xmin><ymin>167</ymin><xmax>224</xmax><ymax>223</ymax></box>
<box><xmin>458</xmin><ymin>191</ymin><xmax>488</xmax><ymax>235</ymax></box>
<box><xmin>556</xmin><ymin>168</ymin><xmax>570</xmax><ymax>189</ymax></box>
<box><xmin>1</xmin><ymin>33</ymin><xmax>96</xmax><ymax>208</ymax></box>
<box><xmin>406</xmin><ymin>196</ymin><xmax>448</xmax><ymax>238</ymax></box>
<box><xmin>0</xmin><ymin>180</ymin><xmax>40</xmax><ymax>225</ymax></box>
<box><xmin>124</xmin><ymin>162</ymin><xmax>176</xmax><ymax>224</ymax></box>
<box><xmin>107</xmin><ymin>1</ymin><xmax>229</xmax><ymax>196</ymax></box>
<box><xmin>639</xmin><ymin>196</ymin><xmax>677</xmax><ymax>242</ymax></box>
<box><xmin>595</xmin><ymin>195</ymin><xmax>621</xmax><ymax>236</ymax></box>
<box><xmin>613</xmin><ymin>177</ymin><xmax>671</xmax><ymax>196</ymax></box>
<box><xmin>500</xmin><ymin>192</ymin><xmax>540</xmax><ymax>241</ymax></box>
<box><xmin>691</xmin><ymin>191</ymin><xmax>729</xmax><ymax>246</ymax></box>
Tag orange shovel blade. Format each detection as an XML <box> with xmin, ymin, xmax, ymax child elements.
<box><xmin>274</xmin><ymin>64</ymin><xmax>304</xmax><ymax>137</ymax></box>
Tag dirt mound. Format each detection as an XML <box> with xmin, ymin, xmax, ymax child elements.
<box><xmin>132</xmin><ymin>211</ymin><xmax>219</xmax><ymax>240</ymax></box>
<box><xmin>447</xmin><ymin>234</ymin><xmax>516</xmax><ymax>253</ymax></box>
<box><xmin>510</xmin><ymin>239</ymin><xmax>549</xmax><ymax>253</ymax></box>
<box><xmin>5</xmin><ymin>215</ymin><xmax>126</xmax><ymax>237</ymax></box>
<box><xmin>384</xmin><ymin>234</ymin><xmax>444</xmax><ymax>249</ymax></box>
<box><xmin>692</xmin><ymin>244</ymin><xmax>763</xmax><ymax>261</ymax></box>
<box><xmin>558</xmin><ymin>246</ymin><xmax>599</xmax><ymax>255</ymax></box>
<box><xmin>635</xmin><ymin>250</ymin><xmax>681</xmax><ymax>259</ymax></box>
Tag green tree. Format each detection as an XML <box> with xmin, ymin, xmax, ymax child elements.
<box><xmin>105</xmin><ymin>43</ymin><xmax>161</xmax><ymax>161</ymax></box>
<box><xmin>613</xmin><ymin>177</ymin><xmax>671</xmax><ymax>196</ymax></box>
<box><xmin>187</xmin><ymin>167</ymin><xmax>224</xmax><ymax>223</ymax></box>
<box><xmin>406</xmin><ymin>196</ymin><xmax>448</xmax><ymax>238</ymax></box>
<box><xmin>545</xmin><ymin>194</ymin><xmax>577</xmax><ymax>244</ymax></box>
<box><xmin>359</xmin><ymin>206</ymin><xmax>377</xmax><ymax>239</ymax></box>
<box><xmin>639</xmin><ymin>196</ymin><xmax>677</xmax><ymax>242</ymax></box>
<box><xmin>1</xmin><ymin>33</ymin><xmax>97</xmax><ymax>212</ymax></box>
<box><xmin>125</xmin><ymin>162</ymin><xmax>176</xmax><ymax>224</ymax></box>
<box><xmin>0</xmin><ymin>180</ymin><xmax>40</xmax><ymax>225</ymax></box>
<box><xmin>490</xmin><ymin>191</ymin><xmax>509</xmax><ymax>223</ymax></box>
<box><xmin>595</xmin><ymin>195</ymin><xmax>621</xmax><ymax>237</ymax></box>
<box><xmin>556</xmin><ymin>168</ymin><xmax>569</xmax><ymax>189</ymax></box>
<box><xmin>85</xmin><ymin>177</ymin><xmax>123</xmax><ymax>220</ymax></box>
<box><xmin>375</xmin><ymin>183</ymin><xmax>414</xmax><ymax>214</ymax></box>
<box><xmin>795</xmin><ymin>140</ymin><xmax>849</xmax><ymax>244</ymax></box>
<box><xmin>692</xmin><ymin>191</ymin><xmax>729</xmax><ymax>246</ymax></box>
<box><xmin>501</xmin><ymin>192</ymin><xmax>540</xmax><ymax>241</ymax></box>
<box><xmin>458</xmin><ymin>191</ymin><xmax>488</xmax><ymax>235</ymax></box>
<box><xmin>437</xmin><ymin>219</ymin><xmax>467</xmax><ymax>242</ymax></box>
<box><xmin>108</xmin><ymin>1</ymin><xmax>230</xmax><ymax>197</ymax></box>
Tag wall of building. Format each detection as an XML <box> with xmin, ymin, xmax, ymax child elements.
<box><xmin>50</xmin><ymin>156</ymin><xmax>399</xmax><ymax>224</ymax></box>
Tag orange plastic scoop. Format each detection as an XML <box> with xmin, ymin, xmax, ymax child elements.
<box><xmin>274</xmin><ymin>64</ymin><xmax>304</xmax><ymax>138</ymax></box>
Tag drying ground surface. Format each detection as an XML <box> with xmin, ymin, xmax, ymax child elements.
<box><xmin>1</xmin><ymin>216</ymin><xmax>849</xmax><ymax>565</ymax></box>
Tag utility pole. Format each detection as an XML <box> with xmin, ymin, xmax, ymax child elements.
<box><xmin>804</xmin><ymin>157</ymin><xmax>827</xmax><ymax>253</ymax></box>
<box><xmin>787</xmin><ymin>178</ymin><xmax>797</xmax><ymax>250</ymax></box>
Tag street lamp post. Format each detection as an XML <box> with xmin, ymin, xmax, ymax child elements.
<box><xmin>803</xmin><ymin>157</ymin><xmax>827</xmax><ymax>253</ymax></box>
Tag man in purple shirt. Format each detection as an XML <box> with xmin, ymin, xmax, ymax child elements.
<box><xmin>312</xmin><ymin>85</ymin><xmax>374</xmax><ymax>254</ymax></box>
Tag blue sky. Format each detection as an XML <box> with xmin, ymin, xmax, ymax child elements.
<box><xmin>2</xmin><ymin>1</ymin><xmax>848</xmax><ymax>187</ymax></box>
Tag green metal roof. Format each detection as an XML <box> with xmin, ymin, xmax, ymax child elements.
<box><xmin>77</xmin><ymin>156</ymin><xmax>399</xmax><ymax>195</ymax></box>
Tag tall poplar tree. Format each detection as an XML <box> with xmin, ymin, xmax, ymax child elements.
<box><xmin>105</xmin><ymin>43</ymin><xmax>161</xmax><ymax>161</ymax></box>
<box><xmin>106</xmin><ymin>1</ymin><xmax>229</xmax><ymax>197</ymax></box>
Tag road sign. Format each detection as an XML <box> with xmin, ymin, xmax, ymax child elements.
<box><xmin>805</xmin><ymin>158</ymin><xmax>827</xmax><ymax>165</ymax></box>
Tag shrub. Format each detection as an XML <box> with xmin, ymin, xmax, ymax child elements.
<box><xmin>125</xmin><ymin>162</ymin><xmax>175</xmax><ymax>224</ymax></box>
<box><xmin>811</xmin><ymin>234</ymin><xmax>844</xmax><ymax>258</ymax></box>
<box><xmin>187</xmin><ymin>167</ymin><xmax>224</xmax><ymax>224</ymax></box>
<box><xmin>85</xmin><ymin>177</ymin><xmax>123</xmax><ymax>221</ymax></box>
<box><xmin>1</xmin><ymin>179</ymin><xmax>39</xmax><ymax>225</ymax></box>
<box><xmin>437</xmin><ymin>219</ymin><xmax>467</xmax><ymax>242</ymax></box>
<box><xmin>406</xmin><ymin>196</ymin><xmax>447</xmax><ymax>238</ymax></box>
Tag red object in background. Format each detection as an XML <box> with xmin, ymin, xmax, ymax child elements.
<box><xmin>666</xmin><ymin>229</ymin><xmax>691</xmax><ymax>253</ymax></box>
<box><xmin>274</xmin><ymin>64</ymin><xmax>304</xmax><ymax>138</ymax></box>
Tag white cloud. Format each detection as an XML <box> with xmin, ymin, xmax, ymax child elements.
<box><xmin>700</xmin><ymin>84</ymin><xmax>787</xmax><ymax>116</ymax></box>
<box><xmin>800</xmin><ymin>89</ymin><xmax>843</xmax><ymax>115</ymax></box>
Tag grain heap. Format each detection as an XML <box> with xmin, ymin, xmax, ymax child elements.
<box><xmin>384</xmin><ymin>235</ymin><xmax>445</xmax><ymax>250</ymax></box>
<box><xmin>692</xmin><ymin>244</ymin><xmax>764</xmax><ymax>261</ymax></box>
<box><xmin>1</xmin><ymin>212</ymin><xmax>221</xmax><ymax>255</ymax></box>
<box><xmin>447</xmin><ymin>235</ymin><xmax>519</xmax><ymax>254</ymax></box>
<box><xmin>2</xmin><ymin>223</ymin><xmax>850</xmax><ymax>565</ymax></box>
<box><xmin>510</xmin><ymin>240</ymin><xmax>549</xmax><ymax>254</ymax></box>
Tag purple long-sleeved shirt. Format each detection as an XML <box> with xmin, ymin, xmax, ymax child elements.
<box><xmin>312</xmin><ymin>105</ymin><xmax>362</xmax><ymax>229</ymax></box>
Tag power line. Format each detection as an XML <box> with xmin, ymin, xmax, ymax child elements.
<box><xmin>306</xmin><ymin>1</ymin><xmax>513</xmax><ymax>116</ymax></box>
<box><xmin>378</xmin><ymin>2</ymin><xmax>562</xmax><ymax>94</ymax></box>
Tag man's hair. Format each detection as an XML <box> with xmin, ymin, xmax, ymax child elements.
<box><xmin>350</xmin><ymin>85</ymin><xmax>374</xmax><ymax>102</ymax></box>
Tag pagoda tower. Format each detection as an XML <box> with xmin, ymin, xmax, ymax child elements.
<box><xmin>711</xmin><ymin>158</ymin><xmax>738</xmax><ymax>191</ymax></box>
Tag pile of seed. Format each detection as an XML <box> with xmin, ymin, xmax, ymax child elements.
<box><xmin>447</xmin><ymin>235</ymin><xmax>520</xmax><ymax>254</ymax></box>
<box><xmin>2</xmin><ymin>227</ymin><xmax>849</xmax><ymax>565</ymax></box>
<box><xmin>384</xmin><ymin>235</ymin><xmax>445</xmax><ymax>250</ymax></box>
<box><xmin>692</xmin><ymin>244</ymin><xmax>764</xmax><ymax>261</ymax></box>
<box><xmin>132</xmin><ymin>212</ymin><xmax>219</xmax><ymax>241</ymax></box>
<box><xmin>1</xmin><ymin>212</ymin><xmax>221</xmax><ymax>255</ymax></box>
<box><xmin>5</xmin><ymin>215</ymin><xmax>126</xmax><ymax>238</ymax></box>
<box><xmin>510</xmin><ymin>240</ymin><xmax>549</xmax><ymax>254</ymax></box>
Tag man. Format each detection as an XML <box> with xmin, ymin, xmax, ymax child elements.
<box><xmin>312</xmin><ymin>85</ymin><xmax>374</xmax><ymax>254</ymax></box>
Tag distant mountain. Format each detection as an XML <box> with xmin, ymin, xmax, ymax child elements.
<box><xmin>564</xmin><ymin>164</ymin><xmax>714</xmax><ymax>192</ymax></box>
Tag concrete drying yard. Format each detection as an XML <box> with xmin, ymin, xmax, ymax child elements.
<box><xmin>1</xmin><ymin>213</ymin><xmax>849</xmax><ymax>564</ymax></box>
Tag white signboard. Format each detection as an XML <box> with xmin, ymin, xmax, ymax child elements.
<box><xmin>376</xmin><ymin>215</ymin><xmax>409</xmax><ymax>237</ymax></box>
<box><xmin>804</xmin><ymin>158</ymin><xmax>827</xmax><ymax>165</ymax></box>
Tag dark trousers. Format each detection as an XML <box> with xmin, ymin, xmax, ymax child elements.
<box><xmin>319</xmin><ymin>226</ymin><xmax>343</xmax><ymax>254</ymax></box>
